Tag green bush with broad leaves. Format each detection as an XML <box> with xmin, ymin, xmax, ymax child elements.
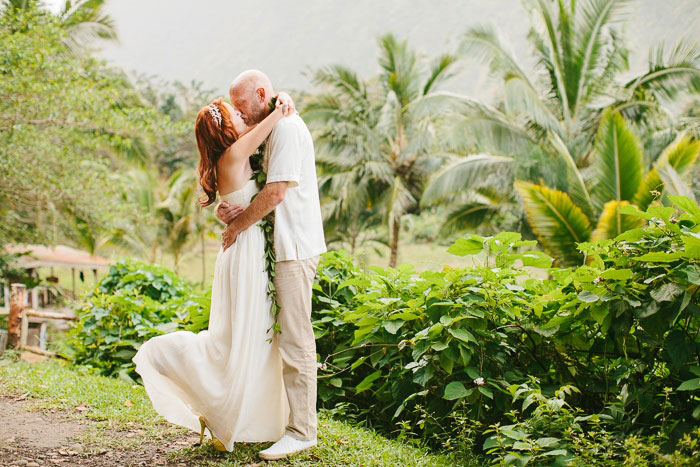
<box><xmin>63</xmin><ymin>197</ymin><xmax>700</xmax><ymax>464</ymax></box>
<box><xmin>66</xmin><ymin>259</ymin><xmax>209</xmax><ymax>381</ymax></box>
<box><xmin>313</xmin><ymin>196</ymin><xmax>700</xmax><ymax>464</ymax></box>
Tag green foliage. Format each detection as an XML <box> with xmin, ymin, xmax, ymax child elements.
<box><xmin>516</xmin><ymin>111</ymin><xmax>699</xmax><ymax>265</ymax></box>
<box><xmin>482</xmin><ymin>382</ymin><xmax>700</xmax><ymax>466</ymax></box>
<box><xmin>312</xmin><ymin>197</ymin><xmax>700</xmax><ymax>462</ymax></box>
<box><xmin>0</xmin><ymin>4</ymin><xmax>167</xmax><ymax>247</ymax></box>
<box><xmin>0</xmin><ymin>249</ymin><xmax>40</xmax><ymax>287</ymax></box>
<box><xmin>418</xmin><ymin>0</ymin><xmax>700</xmax><ymax>238</ymax></box>
<box><xmin>67</xmin><ymin>259</ymin><xmax>209</xmax><ymax>381</ymax></box>
<box><xmin>4</xmin><ymin>0</ymin><xmax>118</xmax><ymax>53</ymax></box>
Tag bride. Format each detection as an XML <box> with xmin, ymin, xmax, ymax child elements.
<box><xmin>132</xmin><ymin>93</ymin><xmax>296</xmax><ymax>452</ymax></box>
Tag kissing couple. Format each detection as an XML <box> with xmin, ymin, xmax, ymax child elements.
<box><xmin>132</xmin><ymin>69</ymin><xmax>326</xmax><ymax>461</ymax></box>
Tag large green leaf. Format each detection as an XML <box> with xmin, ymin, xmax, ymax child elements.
<box><xmin>515</xmin><ymin>180</ymin><xmax>592</xmax><ymax>265</ymax></box>
<box><xmin>591</xmin><ymin>200</ymin><xmax>644</xmax><ymax>240</ymax></box>
<box><xmin>444</xmin><ymin>382</ymin><xmax>469</xmax><ymax>400</ymax></box>
<box><xmin>355</xmin><ymin>370</ymin><xmax>382</xmax><ymax>394</ymax></box>
<box><xmin>632</xmin><ymin>168</ymin><xmax>664</xmax><ymax>212</ymax></box>
<box><xmin>592</xmin><ymin>110</ymin><xmax>643</xmax><ymax>211</ymax></box>
<box><xmin>633</xmin><ymin>135</ymin><xmax>700</xmax><ymax>210</ymax></box>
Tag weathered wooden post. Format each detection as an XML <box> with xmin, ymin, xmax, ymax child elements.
<box><xmin>8</xmin><ymin>283</ymin><xmax>26</xmax><ymax>349</ymax></box>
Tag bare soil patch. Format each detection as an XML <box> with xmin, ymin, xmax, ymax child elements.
<box><xmin>0</xmin><ymin>397</ymin><xmax>196</xmax><ymax>466</ymax></box>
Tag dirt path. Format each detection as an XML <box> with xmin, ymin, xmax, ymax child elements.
<box><xmin>0</xmin><ymin>397</ymin><xmax>196</xmax><ymax>467</ymax></box>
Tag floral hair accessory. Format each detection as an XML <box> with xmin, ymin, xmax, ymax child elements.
<box><xmin>208</xmin><ymin>103</ymin><xmax>222</xmax><ymax>127</ymax></box>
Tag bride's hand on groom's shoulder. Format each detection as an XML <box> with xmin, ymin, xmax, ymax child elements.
<box><xmin>215</xmin><ymin>201</ymin><xmax>243</xmax><ymax>224</ymax></box>
<box><xmin>275</xmin><ymin>92</ymin><xmax>295</xmax><ymax>117</ymax></box>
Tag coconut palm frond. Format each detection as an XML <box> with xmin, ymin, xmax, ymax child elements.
<box><xmin>632</xmin><ymin>134</ymin><xmax>700</xmax><ymax>209</ymax></box>
<box><xmin>657</xmin><ymin>165</ymin><xmax>696</xmax><ymax>201</ymax></box>
<box><xmin>377</xmin><ymin>33</ymin><xmax>422</xmax><ymax>105</ymax></box>
<box><xmin>504</xmin><ymin>77</ymin><xmax>563</xmax><ymax>134</ymax></box>
<box><xmin>58</xmin><ymin>0</ymin><xmax>118</xmax><ymax>53</ymax></box>
<box><xmin>547</xmin><ymin>132</ymin><xmax>595</xmax><ymax>218</ymax></box>
<box><xmin>514</xmin><ymin>180</ymin><xmax>592</xmax><ymax>265</ymax></box>
<box><xmin>626</xmin><ymin>39</ymin><xmax>700</xmax><ymax>102</ymax></box>
<box><xmin>422</xmin><ymin>154</ymin><xmax>514</xmax><ymax>206</ymax></box>
<box><xmin>571</xmin><ymin>0</ymin><xmax>631</xmax><ymax>111</ymax></box>
<box><xmin>591</xmin><ymin>200</ymin><xmax>643</xmax><ymax>240</ymax></box>
<box><xmin>423</xmin><ymin>53</ymin><xmax>460</xmax><ymax>95</ymax></box>
<box><xmin>312</xmin><ymin>65</ymin><xmax>370</xmax><ymax>104</ymax></box>
<box><xmin>460</xmin><ymin>24</ymin><xmax>535</xmax><ymax>91</ymax></box>
<box><xmin>439</xmin><ymin>199</ymin><xmax>503</xmax><ymax>236</ymax></box>
<box><xmin>530</xmin><ymin>0</ymin><xmax>574</xmax><ymax>124</ymax></box>
<box><xmin>591</xmin><ymin>110</ymin><xmax>644</xmax><ymax>210</ymax></box>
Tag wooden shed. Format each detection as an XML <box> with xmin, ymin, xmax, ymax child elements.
<box><xmin>1</xmin><ymin>245</ymin><xmax>110</xmax><ymax>353</ymax></box>
<box><xmin>3</xmin><ymin>244</ymin><xmax>111</xmax><ymax>301</ymax></box>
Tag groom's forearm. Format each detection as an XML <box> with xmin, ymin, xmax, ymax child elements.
<box><xmin>230</xmin><ymin>182</ymin><xmax>287</xmax><ymax>233</ymax></box>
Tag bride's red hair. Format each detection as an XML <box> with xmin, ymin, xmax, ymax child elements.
<box><xmin>195</xmin><ymin>98</ymin><xmax>239</xmax><ymax>207</ymax></box>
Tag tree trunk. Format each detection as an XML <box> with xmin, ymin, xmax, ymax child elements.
<box><xmin>200</xmin><ymin>230</ymin><xmax>206</xmax><ymax>288</ymax></box>
<box><xmin>389</xmin><ymin>217</ymin><xmax>401</xmax><ymax>268</ymax></box>
<box><xmin>8</xmin><ymin>283</ymin><xmax>26</xmax><ymax>349</ymax></box>
<box><xmin>149</xmin><ymin>242</ymin><xmax>158</xmax><ymax>264</ymax></box>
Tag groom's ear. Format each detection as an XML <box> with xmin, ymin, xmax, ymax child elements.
<box><xmin>256</xmin><ymin>87</ymin><xmax>266</xmax><ymax>103</ymax></box>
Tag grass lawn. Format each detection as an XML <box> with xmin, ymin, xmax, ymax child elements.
<box><xmin>0</xmin><ymin>356</ymin><xmax>461</xmax><ymax>466</ymax></box>
<box><xmin>163</xmin><ymin>238</ymin><xmax>475</xmax><ymax>287</ymax></box>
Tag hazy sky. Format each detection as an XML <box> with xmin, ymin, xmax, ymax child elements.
<box><xmin>45</xmin><ymin>0</ymin><xmax>700</xmax><ymax>98</ymax></box>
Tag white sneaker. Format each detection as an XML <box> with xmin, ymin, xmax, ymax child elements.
<box><xmin>259</xmin><ymin>434</ymin><xmax>317</xmax><ymax>460</ymax></box>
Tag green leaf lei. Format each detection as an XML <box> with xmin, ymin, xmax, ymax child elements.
<box><xmin>250</xmin><ymin>96</ymin><xmax>280</xmax><ymax>335</ymax></box>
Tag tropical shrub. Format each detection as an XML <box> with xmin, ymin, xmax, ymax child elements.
<box><xmin>482</xmin><ymin>381</ymin><xmax>700</xmax><ymax>466</ymax></box>
<box><xmin>313</xmin><ymin>196</ymin><xmax>700</xmax><ymax>461</ymax></box>
<box><xmin>67</xmin><ymin>259</ymin><xmax>209</xmax><ymax>380</ymax></box>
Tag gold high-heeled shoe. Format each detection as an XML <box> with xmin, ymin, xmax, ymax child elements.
<box><xmin>199</xmin><ymin>416</ymin><xmax>226</xmax><ymax>452</ymax></box>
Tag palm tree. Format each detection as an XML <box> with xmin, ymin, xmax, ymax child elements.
<box><xmin>419</xmin><ymin>0</ymin><xmax>700</xmax><ymax>235</ymax></box>
<box><xmin>3</xmin><ymin>0</ymin><xmax>117</xmax><ymax>52</ymax></box>
<box><xmin>192</xmin><ymin>197</ymin><xmax>216</xmax><ymax>288</ymax></box>
<box><xmin>305</xmin><ymin>34</ymin><xmax>459</xmax><ymax>267</ymax></box>
<box><xmin>108</xmin><ymin>169</ymin><xmax>163</xmax><ymax>263</ymax></box>
<box><xmin>516</xmin><ymin>110</ymin><xmax>699</xmax><ymax>264</ymax></box>
<box><xmin>57</xmin><ymin>0</ymin><xmax>117</xmax><ymax>52</ymax></box>
<box><xmin>156</xmin><ymin>170</ymin><xmax>198</xmax><ymax>275</ymax></box>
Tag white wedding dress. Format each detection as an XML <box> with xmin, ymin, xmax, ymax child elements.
<box><xmin>133</xmin><ymin>179</ymin><xmax>288</xmax><ymax>451</ymax></box>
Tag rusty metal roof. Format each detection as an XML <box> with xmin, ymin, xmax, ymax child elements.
<box><xmin>4</xmin><ymin>244</ymin><xmax>111</xmax><ymax>269</ymax></box>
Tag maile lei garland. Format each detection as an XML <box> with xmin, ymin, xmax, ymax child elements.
<box><xmin>249</xmin><ymin>97</ymin><xmax>280</xmax><ymax>336</ymax></box>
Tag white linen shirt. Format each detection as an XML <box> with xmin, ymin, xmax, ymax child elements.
<box><xmin>264</xmin><ymin>113</ymin><xmax>327</xmax><ymax>262</ymax></box>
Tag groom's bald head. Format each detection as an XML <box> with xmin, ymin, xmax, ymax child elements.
<box><xmin>229</xmin><ymin>70</ymin><xmax>274</xmax><ymax>126</ymax></box>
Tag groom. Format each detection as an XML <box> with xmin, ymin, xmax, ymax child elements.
<box><xmin>217</xmin><ymin>70</ymin><xmax>326</xmax><ymax>460</ymax></box>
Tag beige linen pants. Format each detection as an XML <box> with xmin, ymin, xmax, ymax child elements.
<box><xmin>274</xmin><ymin>255</ymin><xmax>320</xmax><ymax>440</ymax></box>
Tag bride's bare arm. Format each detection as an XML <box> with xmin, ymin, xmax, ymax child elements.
<box><xmin>223</xmin><ymin>108</ymin><xmax>285</xmax><ymax>163</ymax></box>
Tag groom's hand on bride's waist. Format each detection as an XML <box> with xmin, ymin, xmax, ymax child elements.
<box><xmin>215</xmin><ymin>201</ymin><xmax>243</xmax><ymax>224</ymax></box>
<box><xmin>221</xmin><ymin>222</ymin><xmax>240</xmax><ymax>251</ymax></box>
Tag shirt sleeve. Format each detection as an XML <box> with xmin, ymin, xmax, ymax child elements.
<box><xmin>266</xmin><ymin>121</ymin><xmax>302</xmax><ymax>187</ymax></box>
